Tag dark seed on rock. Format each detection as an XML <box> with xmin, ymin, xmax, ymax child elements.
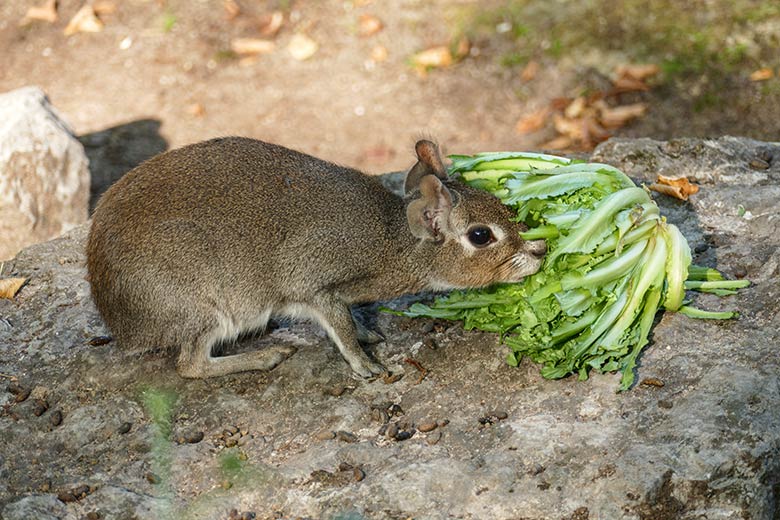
<box><xmin>426</xmin><ymin>431</ymin><xmax>442</xmax><ymax>446</ymax></box>
<box><xmin>87</xmin><ymin>335</ymin><xmax>112</xmax><ymax>346</ymax></box>
<box><xmin>420</xmin><ymin>321</ymin><xmax>435</xmax><ymax>334</ymax></box>
<box><xmin>640</xmin><ymin>378</ymin><xmax>665</xmax><ymax>388</ymax></box>
<box><xmin>325</xmin><ymin>385</ymin><xmax>346</xmax><ymax>397</ymax></box>
<box><xmin>693</xmin><ymin>243</ymin><xmax>709</xmax><ymax>254</ymax></box>
<box><xmin>734</xmin><ymin>266</ymin><xmax>748</xmax><ymax>279</ymax></box>
<box><xmin>6</xmin><ymin>382</ymin><xmax>22</xmax><ymax>395</ymax></box>
<box><xmin>239</xmin><ymin>513</ymin><xmax>256</xmax><ymax>520</ymax></box>
<box><xmin>32</xmin><ymin>399</ymin><xmax>49</xmax><ymax>416</ymax></box>
<box><xmin>14</xmin><ymin>387</ymin><xmax>31</xmax><ymax>403</ymax></box>
<box><xmin>749</xmin><ymin>158</ymin><xmax>770</xmax><ymax>170</ymax></box>
<box><xmin>57</xmin><ymin>491</ymin><xmax>77</xmax><ymax>503</ymax></box>
<box><xmin>385</xmin><ymin>422</ymin><xmax>399</xmax><ymax>439</ymax></box>
<box><xmin>335</xmin><ymin>430</ymin><xmax>358</xmax><ymax>443</ymax></box>
<box><xmin>86</xmin><ymin>511</ymin><xmax>101</xmax><ymax>520</ymax></box>
<box><xmin>478</xmin><ymin>416</ymin><xmax>490</xmax><ymax>425</ymax></box>
<box><xmin>145</xmin><ymin>472</ymin><xmax>161</xmax><ymax>484</ymax></box>
<box><xmin>117</xmin><ymin>422</ymin><xmax>132</xmax><ymax>434</ymax></box>
<box><xmin>418</xmin><ymin>421</ymin><xmax>437</xmax><ymax>433</ymax></box>
<box><xmin>338</xmin><ymin>462</ymin><xmax>353</xmax><ymax>472</ymax></box>
<box><xmin>353</xmin><ymin>467</ymin><xmax>365</xmax><ymax>482</ymax></box>
<box><xmin>423</xmin><ymin>337</ymin><xmax>437</xmax><ymax>350</ymax></box>
<box><xmin>314</xmin><ymin>430</ymin><xmax>335</xmax><ymax>441</ymax></box>
<box><xmin>395</xmin><ymin>430</ymin><xmax>414</xmax><ymax>441</ymax></box>
<box><xmin>72</xmin><ymin>484</ymin><xmax>90</xmax><ymax>498</ymax></box>
<box><xmin>388</xmin><ymin>404</ymin><xmax>404</xmax><ymax>417</ymax></box>
<box><xmin>377</xmin><ymin>424</ymin><xmax>387</xmax><ymax>436</ymax></box>
<box><xmin>50</xmin><ymin>410</ymin><xmax>63</xmax><ymax>427</ymax></box>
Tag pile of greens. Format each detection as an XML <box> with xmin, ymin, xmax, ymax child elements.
<box><xmin>402</xmin><ymin>152</ymin><xmax>749</xmax><ymax>390</ymax></box>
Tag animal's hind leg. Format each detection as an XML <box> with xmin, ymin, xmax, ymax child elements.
<box><xmin>176</xmin><ymin>327</ymin><xmax>297</xmax><ymax>379</ymax></box>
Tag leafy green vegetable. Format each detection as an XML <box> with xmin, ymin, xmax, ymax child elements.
<box><xmin>402</xmin><ymin>151</ymin><xmax>750</xmax><ymax>391</ymax></box>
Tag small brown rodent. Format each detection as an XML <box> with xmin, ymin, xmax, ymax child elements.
<box><xmin>86</xmin><ymin>138</ymin><xmax>546</xmax><ymax>378</ymax></box>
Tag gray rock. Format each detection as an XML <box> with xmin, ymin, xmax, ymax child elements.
<box><xmin>0</xmin><ymin>86</ymin><xmax>90</xmax><ymax>261</ymax></box>
<box><xmin>2</xmin><ymin>494</ymin><xmax>68</xmax><ymax>520</ymax></box>
<box><xmin>0</xmin><ymin>137</ymin><xmax>778</xmax><ymax>519</ymax></box>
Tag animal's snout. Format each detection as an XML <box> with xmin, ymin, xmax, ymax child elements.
<box><xmin>526</xmin><ymin>239</ymin><xmax>547</xmax><ymax>258</ymax></box>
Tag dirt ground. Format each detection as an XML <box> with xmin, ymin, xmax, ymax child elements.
<box><xmin>3</xmin><ymin>0</ymin><xmax>779</xmax><ymax>201</ymax></box>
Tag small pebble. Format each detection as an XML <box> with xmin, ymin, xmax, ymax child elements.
<box><xmin>426</xmin><ymin>431</ymin><xmax>442</xmax><ymax>445</ymax></box>
<box><xmin>353</xmin><ymin>467</ymin><xmax>365</xmax><ymax>482</ymax></box>
<box><xmin>493</xmin><ymin>410</ymin><xmax>508</xmax><ymax>420</ymax></box>
<box><xmin>693</xmin><ymin>243</ymin><xmax>708</xmax><ymax>254</ymax></box>
<box><xmin>371</xmin><ymin>408</ymin><xmax>389</xmax><ymax>423</ymax></box>
<box><xmin>338</xmin><ymin>462</ymin><xmax>352</xmax><ymax>472</ymax></box>
<box><xmin>221</xmin><ymin>479</ymin><xmax>232</xmax><ymax>490</ymax></box>
<box><xmin>418</xmin><ymin>421</ymin><xmax>437</xmax><ymax>433</ymax></box>
<box><xmin>658</xmin><ymin>399</ymin><xmax>674</xmax><ymax>409</ymax></box>
<box><xmin>6</xmin><ymin>382</ymin><xmax>22</xmax><ymax>395</ymax></box>
<box><xmin>385</xmin><ymin>422</ymin><xmax>399</xmax><ymax>439</ymax></box>
<box><xmin>87</xmin><ymin>335</ymin><xmax>112</xmax><ymax>346</ymax></box>
<box><xmin>335</xmin><ymin>430</ymin><xmax>358</xmax><ymax>443</ymax></box>
<box><xmin>223</xmin><ymin>425</ymin><xmax>239</xmax><ymax>436</ymax></box>
<box><xmin>32</xmin><ymin>399</ymin><xmax>49</xmax><ymax>416</ymax></box>
<box><xmin>528</xmin><ymin>463</ymin><xmax>545</xmax><ymax>476</ymax></box>
<box><xmin>315</xmin><ymin>429</ymin><xmax>336</xmax><ymax>441</ymax></box>
<box><xmin>225</xmin><ymin>437</ymin><xmax>238</xmax><ymax>448</ymax></box>
<box><xmin>86</xmin><ymin>511</ymin><xmax>101</xmax><ymax>520</ymax></box>
<box><xmin>145</xmin><ymin>472</ymin><xmax>161</xmax><ymax>484</ymax></box>
<box><xmin>117</xmin><ymin>422</ymin><xmax>132</xmax><ymax>434</ymax></box>
<box><xmin>39</xmin><ymin>479</ymin><xmax>51</xmax><ymax>493</ymax></box>
<box><xmin>438</xmin><ymin>419</ymin><xmax>450</xmax><ymax>427</ymax></box>
<box><xmin>420</xmin><ymin>322</ymin><xmax>435</xmax><ymax>334</ymax></box>
<box><xmin>734</xmin><ymin>266</ymin><xmax>747</xmax><ymax>279</ymax></box>
<box><xmin>423</xmin><ymin>337</ymin><xmax>437</xmax><ymax>350</ymax></box>
<box><xmin>239</xmin><ymin>513</ymin><xmax>256</xmax><ymax>520</ymax></box>
<box><xmin>640</xmin><ymin>378</ymin><xmax>665</xmax><ymax>388</ymax></box>
<box><xmin>50</xmin><ymin>410</ymin><xmax>63</xmax><ymax>427</ymax></box>
<box><xmin>72</xmin><ymin>484</ymin><xmax>91</xmax><ymax>498</ymax></box>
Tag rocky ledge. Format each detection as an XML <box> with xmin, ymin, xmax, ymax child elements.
<box><xmin>1</xmin><ymin>137</ymin><xmax>779</xmax><ymax>520</ymax></box>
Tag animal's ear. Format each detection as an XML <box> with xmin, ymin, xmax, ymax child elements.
<box><xmin>404</xmin><ymin>140</ymin><xmax>448</xmax><ymax>194</ymax></box>
<box><xmin>406</xmin><ymin>174</ymin><xmax>453</xmax><ymax>241</ymax></box>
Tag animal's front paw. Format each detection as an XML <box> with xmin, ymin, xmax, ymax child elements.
<box><xmin>349</xmin><ymin>355</ymin><xmax>386</xmax><ymax>379</ymax></box>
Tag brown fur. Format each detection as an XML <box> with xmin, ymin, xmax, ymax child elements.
<box><xmin>86</xmin><ymin>137</ymin><xmax>546</xmax><ymax>378</ymax></box>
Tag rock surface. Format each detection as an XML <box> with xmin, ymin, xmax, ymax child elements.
<box><xmin>1</xmin><ymin>137</ymin><xmax>779</xmax><ymax>520</ymax></box>
<box><xmin>0</xmin><ymin>86</ymin><xmax>90</xmax><ymax>261</ymax></box>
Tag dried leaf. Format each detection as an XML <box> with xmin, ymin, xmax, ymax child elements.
<box><xmin>515</xmin><ymin>106</ymin><xmax>549</xmax><ymax>134</ymax></box>
<box><xmin>598</xmin><ymin>102</ymin><xmax>647</xmax><ymax>128</ymax></box>
<box><xmin>370</xmin><ymin>45</ymin><xmax>388</xmax><ymax>63</ymax></box>
<box><xmin>186</xmin><ymin>103</ymin><xmax>205</xmax><ymax>117</ymax></box>
<box><xmin>749</xmin><ymin>67</ymin><xmax>774</xmax><ymax>82</ymax></box>
<box><xmin>0</xmin><ymin>278</ymin><xmax>27</xmax><ymax>299</ymax></box>
<box><xmin>258</xmin><ymin>10</ymin><xmax>283</xmax><ymax>37</ymax></box>
<box><xmin>410</xmin><ymin>46</ymin><xmax>452</xmax><ymax>72</ymax></box>
<box><xmin>92</xmin><ymin>1</ymin><xmax>116</xmax><ymax>16</ymax></box>
<box><xmin>564</xmin><ymin>96</ymin><xmax>587</xmax><ymax>119</ymax></box>
<box><xmin>520</xmin><ymin>60</ymin><xmax>539</xmax><ymax>82</ymax></box>
<box><xmin>64</xmin><ymin>4</ymin><xmax>103</xmax><ymax>36</ymax></box>
<box><xmin>649</xmin><ymin>183</ymin><xmax>690</xmax><ymax>201</ymax></box>
<box><xmin>231</xmin><ymin>38</ymin><xmax>275</xmax><ymax>55</ymax></box>
<box><xmin>358</xmin><ymin>14</ymin><xmax>383</xmax><ymax>37</ymax></box>
<box><xmin>288</xmin><ymin>33</ymin><xmax>318</xmax><ymax>61</ymax></box>
<box><xmin>20</xmin><ymin>0</ymin><xmax>58</xmax><ymax>25</ymax></box>
<box><xmin>223</xmin><ymin>0</ymin><xmax>240</xmax><ymax>20</ymax></box>
<box><xmin>615</xmin><ymin>63</ymin><xmax>660</xmax><ymax>81</ymax></box>
<box><xmin>540</xmin><ymin>135</ymin><xmax>573</xmax><ymax>151</ymax></box>
<box><xmin>655</xmin><ymin>174</ymin><xmax>699</xmax><ymax>199</ymax></box>
<box><xmin>553</xmin><ymin>113</ymin><xmax>586</xmax><ymax>141</ymax></box>
<box><xmin>452</xmin><ymin>35</ymin><xmax>470</xmax><ymax>60</ymax></box>
<box><xmin>610</xmin><ymin>75</ymin><xmax>650</xmax><ymax>93</ymax></box>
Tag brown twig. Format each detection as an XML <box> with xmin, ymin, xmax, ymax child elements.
<box><xmin>404</xmin><ymin>357</ymin><xmax>427</xmax><ymax>385</ymax></box>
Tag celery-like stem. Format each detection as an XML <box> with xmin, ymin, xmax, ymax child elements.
<box><xmin>520</xmin><ymin>225</ymin><xmax>559</xmax><ymax>240</ymax></box>
<box><xmin>684</xmin><ymin>280</ymin><xmax>751</xmax><ymax>290</ymax></box>
<box><xmin>678</xmin><ymin>306</ymin><xmax>737</xmax><ymax>319</ymax></box>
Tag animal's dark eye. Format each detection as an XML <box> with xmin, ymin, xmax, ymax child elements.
<box><xmin>468</xmin><ymin>226</ymin><xmax>494</xmax><ymax>247</ymax></box>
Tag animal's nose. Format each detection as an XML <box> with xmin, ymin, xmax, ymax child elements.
<box><xmin>527</xmin><ymin>239</ymin><xmax>547</xmax><ymax>258</ymax></box>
